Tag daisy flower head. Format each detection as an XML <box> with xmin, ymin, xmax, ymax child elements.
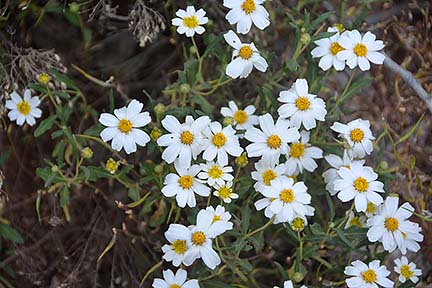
<box><xmin>6</xmin><ymin>90</ymin><xmax>42</xmax><ymax>126</ymax></box>
<box><xmin>344</xmin><ymin>260</ymin><xmax>393</xmax><ymax>288</ymax></box>
<box><xmin>330</xmin><ymin>118</ymin><xmax>375</xmax><ymax>158</ymax></box>
<box><xmin>220</xmin><ymin>101</ymin><xmax>258</xmax><ymax>130</ymax></box>
<box><xmin>162</xmin><ymin>225</ymin><xmax>189</xmax><ymax>267</ymax></box>
<box><xmin>152</xmin><ymin>268</ymin><xmax>199</xmax><ymax>288</ymax></box>
<box><xmin>166</xmin><ymin>210</ymin><xmax>226</xmax><ymax>269</ymax></box>
<box><xmin>277</xmin><ymin>78</ymin><xmax>327</xmax><ymax>130</ymax></box>
<box><xmin>345</xmin><ymin>211</ymin><xmax>367</xmax><ymax>229</ymax></box>
<box><xmin>322</xmin><ymin>150</ymin><xmax>365</xmax><ymax>196</ymax></box>
<box><xmin>394</xmin><ymin>256</ymin><xmax>422</xmax><ymax>284</ymax></box>
<box><xmin>202</xmin><ymin>121</ymin><xmax>243</xmax><ymax>166</ymax></box>
<box><xmin>157</xmin><ymin>115</ymin><xmax>210</xmax><ymax>165</ymax></box>
<box><xmin>245</xmin><ymin>113</ymin><xmax>300</xmax><ymax>163</ymax></box>
<box><xmin>161</xmin><ymin>161</ymin><xmax>210</xmax><ymax>208</ymax></box>
<box><xmin>367</xmin><ymin>196</ymin><xmax>424</xmax><ymax>254</ymax></box>
<box><xmin>214</xmin><ymin>181</ymin><xmax>239</xmax><ymax>203</ymax></box>
<box><xmin>204</xmin><ymin>205</ymin><xmax>234</xmax><ymax>233</ymax></box>
<box><xmin>333</xmin><ymin>162</ymin><xmax>384</xmax><ymax>212</ymax></box>
<box><xmin>285</xmin><ymin>131</ymin><xmax>323</xmax><ymax>175</ymax></box>
<box><xmin>261</xmin><ymin>177</ymin><xmax>313</xmax><ymax>223</ymax></box>
<box><xmin>99</xmin><ymin>99</ymin><xmax>151</xmax><ymax>154</ymax></box>
<box><xmin>337</xmin><ymin>30</ymin><xmax>385</xmax><ymax>71</ymax></box>
<box><xmin>171</xmin><ymin>6</ymin><xmax>208</xmax><ymax>37</ymax></box>
<box><xmin>197</xmin><ymin>161</ymin><xmax>234</xmax><ymax>188</ymax></box>
<box><xmin>251</xmin><ymin>158</ymin><xmax>287</xmax><ymax>192</ymax></box>
<box><xmin>223</xmin><ymin>0</ymin><xmax>270</xmax><ymax>34</ymax></box>
<box><xmin>311</xmin><ymin>27</ymin><xmax>346</xmax><ymax>71</ymax></box>
<box><xmin>223</xmin><ymin>30</ymin><xmax>268</xmax><ymax>79</ymax></box>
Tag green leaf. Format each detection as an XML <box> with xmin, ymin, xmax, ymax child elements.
<box><xmin>0</xmin><ymin>224</ymin><xmax>24</xmax><ymax>244</ymax></box>
<box><xmin>48</xmin><ymin>68</ymin><xmax>79</xmax><ymax>90</ymax></box>
<box><xmin>201</xmin><ymin>280</ymin><xmax>235</xmax><ymax>288</ymax></box>
<box><xmin>340</xmin><ymin>77</ymin><xmax>372</xmax><ymax>103</ymax></box>
<box><xmin>128</xmin><ymin>188</ymin><xmax>140</xmax><ymax>202</ymax></box>
<box><xmin>395</xmin><ymin>114</ymin><xmax>424</xmax><ymax>145</ymax></box>
<box><xmin>309</xmin><ymin>11</ymin><xmax>334</xmax><ymax>31</ymax></box>
<box><xmin>34</xmin><ymin>115</ymin><xmax>57</xmax><ymax>137</ymax></box>
<box><xmin>192</xmin><ymin>94</ymin><xmax>214</xmax><ymax>115</ymax></box>
<box><xmin>334</xmin><ymin>227</ymin><xmax>354</xmax><ymax>248</ymax></box>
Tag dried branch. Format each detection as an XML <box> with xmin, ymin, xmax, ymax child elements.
<box><xmin>383</xmin><ymin>53</ymin><xmax>432</xmax><ymax>114</ymax></box>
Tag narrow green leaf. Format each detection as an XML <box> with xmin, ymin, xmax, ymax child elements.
<box><xmin>0</xmin><ymin>224</ymin><xmax>24</xmax><ymax>244</ymax></box>
<box><xmin>395</xmin><ymin>114</ymin><xmax>424</xmax><ymax>145</ymax></box>
<box><xmin>34</xmin><ymin>115</ymin><xmax>57</xmax><ymax>137</ymax></box>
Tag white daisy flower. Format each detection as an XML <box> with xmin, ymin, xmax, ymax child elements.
<box><xmin>245</xmin><ymin>113</ymin><xmax>300</xmax><ymax>163</ymax></box>
<box><xmin>152</xmin><ymin>268</ymin><xmax>199</xmax><ymax>288</ymax></box>
<box><xmin>214</xmin><ymin>181</ymin><xmax>239</xmax><ymax>203</ymax></box>
<box><xmin>260</xmin><ymin>177</ymin><xmax>313</xmax><ymax>223</ymax></box>
<box><xmin>337</xmin><ymin>30</ymin><xmax>385</xmax><ymax>71</ymax></box>
<box><xmin>344</xmin><ymin>260</ymin><xmax>393</xmax><ymax>288</ymax></box>
<box><xmin>5</xmin><ymin>90</ymin><xmax>42</xmax><ymax>126</ymax></box>
<box><xmin>251</xmin><ymin>158</ymin><xmax>287</xmax><ymax>192</ymax></box>
<box><xmin>322</xmin><ymin>150</ymin><xmax>365</xmax><ymax>196</ymax></box>
<box><xmin>285</xmin><ymin>131</ymin><xmax>323</xmax><ymax>175</ymax></box>
<box><xmin>394</xmin><ymin>256</ymin><xmax>422</xmax><ymax>284</ymax></box>
<box><xmin>202</xmin><ymin>121</ymin><xmax>243</xmax><ymax>166</ymax></box>
<box><xmin>161</xmin><ymin>161</ymin><xmax>210</xmax><ymax>208</ymax></box>
<box><xmin>367</xmin><ymin>196</ymin><xmax>424</xmax><ymax>254</ymax></box>
<box><xmin>165</xmin><ymin>210</ymin><xmax>227</xmax><ymax>270</ymax></box>
<box><xmin>162</xmin><ymin>228</ymin><xmax>188</xmax><ymax>267</ymax></box>
<box><xmin>157</xmin><ymin>115</ymin><xmax>210</xmax><ymax>165</ymax></box>
<box><xmin>223</xmin><ymin>0</ymin><xmax>270</xmax><ymax>34</ymax></box>
<box><xmin>171</xmin><ymin>6</ymin><xmax>208</xmax><ymax>37</ymax></box>
<box><xmin>99</xmin><ymin>99</ymin><xmax>151</xmax><ymax>154</ymax></box>
<box><xmin>345</xmin><ymin>211</ymin><xmax>367</xmax><ymax>229</ymax></box>
<box><xmin>333</xmin><ymin>162</ymin><xmax>384</xmax><ymax>212</ymax></box>
<box><xmin>223</xmin><ymin>30</ymin><xmax>268</xmax><ymax>79</ymax></box>
<box><xmin>277</xmin><ymin>79</ymin><xmax>327</xmax><ymax>130</ymax></box>
<box><xmin>220</xmin><ymin>101</ymin><xmax>258</xmax><ymax>130</ymax></box>
<box><xmin>197</xmin><ymin>162</ymin><xmax>234</xmax><ymax>188</ymax></box>
<box><xmin>203</xmin><ymin>205</ymin><xmax>234</xmax><ymax>234</ymax></box>
<box><xmin>311</xmin><ymin>27</ymin><xmax>346</xmax><ymax>71</ymax></box>
<box><xmin>330</xmin><ymin>118</ymin><xmax>375</xmax><ymax>158</ymax></box>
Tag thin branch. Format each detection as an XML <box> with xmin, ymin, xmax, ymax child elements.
<box><xmin>382</xmin><ymin>53</ymin><xmax>432</xmax><ymax>114</ymax></box>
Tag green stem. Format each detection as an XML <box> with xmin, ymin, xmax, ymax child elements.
<box><xmin>245</xmin><ymin>216</ymin><xmax>275</xmax><ymax>238</ymax></box>
<box><xmin>139</xmin><ymin>260</ymin><xmax>163</xmax><ymax>286</ymax></box>
<box><xmin>191</xmin><ymin>36</ymin><xmax>203</xmax><ymax>79</ymax></box>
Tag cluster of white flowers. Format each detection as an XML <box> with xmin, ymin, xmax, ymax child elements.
<box><xmin>311</xmin><ymin>27</ymin><xmax>385</xmax><ymax>71</ymax></box>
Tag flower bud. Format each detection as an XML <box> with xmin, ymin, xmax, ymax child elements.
<box><xmin>223</xmin><ymin>116</ymin><xmax>235</xmax><ymax>127</ymax></box>
<box><xmin>235</xmin><ymin>152</ymin><xmax>248</xmax><ymax>168</ymax></box>
<box><xmin>51</xmin><ymin>165</ymin><xmax>59</xmax><ymax>173</ymax></box>
<box><xmin>180</xmin><ymin>83</ymin><xmax>191</xmax><ymax>94</ymax></box>
<box><xmin>293</xmin><ymin>272</ymin><xmax>304</xmax><ymax>283</ymax></box>
<box><xmin>105</xmin><ymin>158</ymin><xmax>119</xmax><ymax>174</ymax></box>
<box><xmin>69</xmin><ymin>2</ymin><xmax>79</xmax><ymax>13</ymax></box>
<box><xmin>299</xmin><ymin>33</ymin><xmax>311</xmax><ymax>45</ymax></box>
<box><xmin>334</xmin><ymin>23</ymin><xmax>345</xmax><ymax>33</ymax></box>
<box><xmin>291</xmin><ymin>217</ymin><xmax>305</xmax><ymax>232</ymax></box>
<box><xmin>81</xmin><ymin>147</ymin><xmax>93</xmax><ymax>159</ymax></box>
<box><xmin>154</xmin><ymin>103</ymin><xmax>165</xmax><ymax>115</ymax></box>
<box><xmin>38</xmin><ymin>73</ymin><xmax>51</xmax><ymax>85</ymax></box>
<box><xmin>150</xmin><ymin>127</ymin><xmax>163</xmax><ymax>141</ymax></box>
<box><xmin>154</xmin><ymin>164</ymin><xmax>164</xmax><ymax>174</ymax></box>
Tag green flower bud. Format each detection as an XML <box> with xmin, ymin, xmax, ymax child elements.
<box><xmin>180</xmin><ymin>83</ymin><xmax>191</xmax><ymax>94</ymax></box>
<box><xmin>300</xmin><ymin>33</ymin><xmax>311</xmax><ymax>45</ymax></box>
<box><xmin>235</xmin><ymin>152</ymin><xmax>248</xmax><ymax>168</ymax></box>
<box><xmin>293</xmin><ymin>272</ymin><xmax>304</xmax><ymax>283</ymax></box>
<box><xmin>223</xmin><ymin>116</ymin><xmax>235</xmax><ymax>127</ymax></box>
<box><xmin>154</xmin><ymin>164</ymin><xmax>164</xmax><ymax>174</ymax></box>
<box><xmin>69</xmin><ymin>2</ymin><xmax>79</xmax><ymax>13</ymax></box>
<box><xmin>150</xmin><ymin>127</ymin><xmax>163</xmax><ymax>141</ymax></box>
<box><xmin>81</xmin><ymin>147</ymin><xmax>93</xmax><ymax>159</ymax></box>
<box><xmin>154</xmin><ymin>103</ymin><xmax>166</xmax><ymax>115</ymax></box>
<box><xmin>105</xmin><ymin>158</ymin><xmax>119</xmax><ymax>174</ymax></box>
<box><xmin>51</xmin><ymin>165</ymin><xmax>59</xmax><ymax>173</ymax></box>
<box><xmin>38</xmin><ymin>73</ymin><xmax>51</xmax><ymax>85</ymax></box>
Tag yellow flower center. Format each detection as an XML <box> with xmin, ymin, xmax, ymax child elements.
<box><xmin>350</xmin><ymin>128</ymin><xmax>364</xmax><ymax>143</ymax></box>
<box><xmin>180</xmin><ymin>130</ymin><xmax>194</xmax><ymax>145</ymax></box>
<box><xmin>217</xmin><ymin>186</ymin><xmax>232</xmax><ymax>200</ymax></box>
<box><xmin>280</xmin><ymin>189</ymin><xmax>294</xmax><ymax>203</ymax></box>
<box><xmin>212</xmin><ymin>215</ymin><xmax>221</xmax><ymax>223</ymax></box>
<box><xmin>239</xmin><ymin>45</ymin><xmax>253</xmax><ymax>60</ymax></box>
<box><xmin>291</xmin><ymin>217</ymin><xmax>305</xmax><ymax>232</ymax></box>
<box><xmin>212</xmin><ymin>132</ymin><xmax>227</xmax><ymax>148</ymax></box>
<box><xmin>385</xmin><ymin>217</ymin><xmax>399</xmax><ymax>232</ymax></box>
<box><xmin>234</xmin><ymin>110</ymin><xmax>248</xmax><ymax>124</ymax></box>
<box><xmin>400</xmin><ymin>265</ymin><xmax>414</xmax><ymax>279</ymax></box>
<box><xmin>178</xmin><ymin>175</ymin><xmax>193</xmax><ymax>189</ymax></box>
<box><xmin>170</xmin><ymin>285</ymin><xmax>181</xmax><ymax>288</ymax></box>
<box><xmin>349</xmin><ymin>216</ymin><xmax>363</xmax><ymax>227</ymax></box>
<box><xmin>208</xmin><ymin>165</ymin><xmax>223</xmax><ymax>179</ymax></box>
<box><xmin>262</xmin><ymin>170</ymin><xmax>277</xmax><ymax>186</ymax></box>
<box><xmin>191</xmin><ymin>231</ymin><xmax>206</xmax><ymax>246</ymax></box>
<box><xmin>330</xmin><ymin>41</ymin><xmax>344</xmax><ymax>55</ymax></box>
<box><xmin>241</xmin><ymin>0</ymin><xmax>256</xmax><ymax>14</ymax></box>
<box><xmin>353</xmin><ymin>177</ymin><xmax>369</xmax><ymax>192</ymax></box>
<box><xmin>362</xmin><ymin>269</ymin><xmax>377</xmax><ymax>283</ymax></box>
<box><xmin>354</xmin><ymin>43</ymin><xmax>368</xmax><ymax>57</ymax></box>
<box><xmin>267</xmin><ymin>135</ymin><xmax>282</xmax><ymax>149</ymax></box>
<box><xmin>295</xmin><ymin>96</ymin><xmax>311</xmax><ymax>111</ymax></box>
<box><xmin>172</xmin><ymin>240</ymin><xmax>187</xmax><ymax>255</ymax></box>
<box><xmin>366</xmin><ymin>202</ymin><xmax>377</xmax><ymax>214</ymax></box>
<box><xmin>118</xmin><ymin>119</ymin><xmax>133</xmax><ymax>134</ymax></box>
<box><xmin>290</xmin><ymin>143</ymin><xmax>305</xmax><ymax>158</ymax></box>
<box><xmin>183</xmin><ymin>15</ymin><xmax>199</xmax><ymax>28</ymax></box>
<box><xmin>17</xmin><ymin>101</ymin><xmax>31</xmax><ymax>115</ymax></box>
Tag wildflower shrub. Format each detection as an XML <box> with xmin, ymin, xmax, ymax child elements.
<box><xmin>0</xmin><ymin>1</ymin><xmax>430</xmax><ymax>288</ymax></box>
